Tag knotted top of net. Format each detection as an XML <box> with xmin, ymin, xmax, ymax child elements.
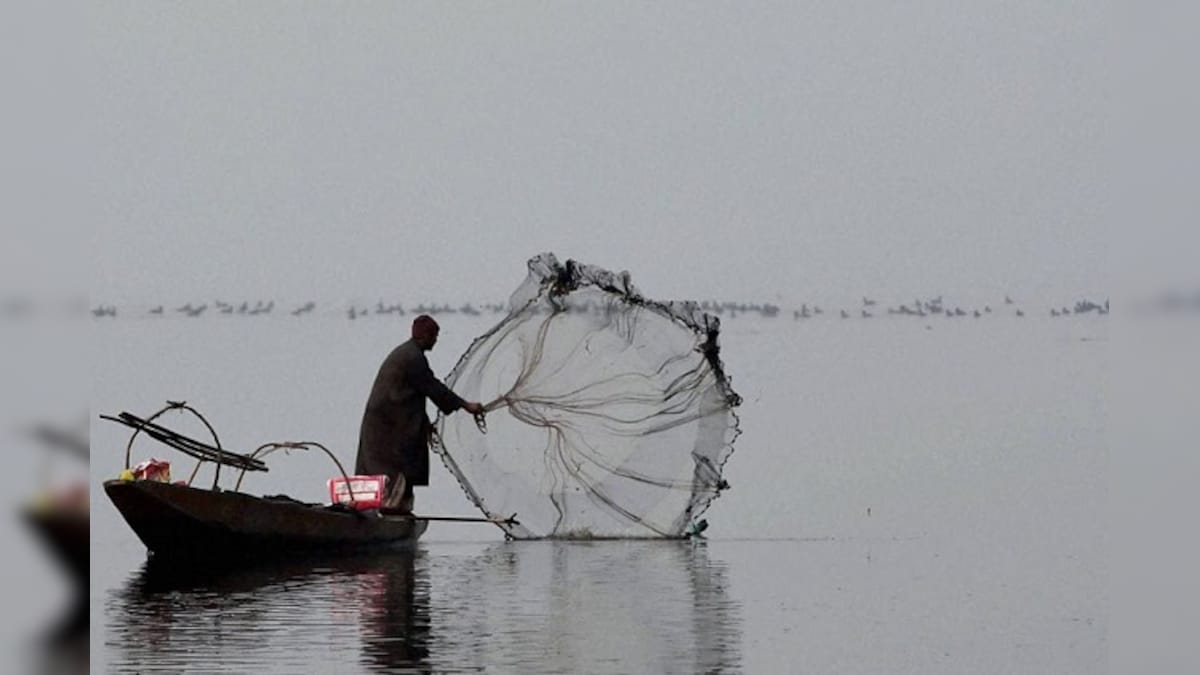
<box><xmin>436</xmin><ymin>253</ymin><xmax>741</xmax><ymax>539</ymax></box>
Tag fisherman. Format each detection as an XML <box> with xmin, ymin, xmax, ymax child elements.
<box><xmin>356</xmin><ymin>314</ymin><xmax>484</xmax><ymax>514</ymax></box>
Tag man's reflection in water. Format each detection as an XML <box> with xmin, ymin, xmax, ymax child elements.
<box><xmin>356</xmin><ymin>548</ymin><xmax>431</xmax><ymax>673</ymax></box>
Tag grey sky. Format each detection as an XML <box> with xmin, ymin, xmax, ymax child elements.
<box><xmin>87</xmin><ymin>2</ymin><xmax>1106</xmax><ymax>306</ymax></box>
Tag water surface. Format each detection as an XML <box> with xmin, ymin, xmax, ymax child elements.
<box><xmin>92</xmin><ymin>314</ymin><xmax>1106</xmax><ymax>673</ymax></box>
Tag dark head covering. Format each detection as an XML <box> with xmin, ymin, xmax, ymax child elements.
<box><xmin>411</xmin><ymin>315</ymin><xmax>439</xmax><ymax>340</ymax></box>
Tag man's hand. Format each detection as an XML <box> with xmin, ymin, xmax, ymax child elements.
<box><xmin>463</xmin><ymin>401</ymin><xmax>485</xmax><ymax>415</ymax></box>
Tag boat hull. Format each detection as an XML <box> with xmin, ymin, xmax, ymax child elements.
<box><xmin>104</xmin><ymin>479</ymin><xmax>426</xmax><ymax>560</ymax></box>
<box><xmin>24</xmin><ymin>509</ymin><xmax>89</xmax><ymax>585</ymax></box>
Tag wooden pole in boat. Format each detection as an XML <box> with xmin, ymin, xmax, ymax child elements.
<box><xmin>385</xmin><ymin>513</ymin><xmax>519</xmax><ymax>526</ymax></box>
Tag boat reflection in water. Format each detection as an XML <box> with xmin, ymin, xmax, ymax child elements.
<box><xmin>106</xmin><ymin>541</ymin><xmax>741</xmax><ymax>673</ymax></box>
<box><xmin>23</xmin><ymin>507</ymin><xmax>89</xmax><ymax>675</ymax></box>
<box><xmin>108</xmin><ymin>550</ymin><xmax>429</xmax><ymax>673</ymax></box>
<box><xmin>21</xmin><ymin>419</ymin><xmax>90</xmax><ymax>675</ymax></box>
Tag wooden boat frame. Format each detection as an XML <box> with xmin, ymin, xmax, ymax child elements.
<box><xmin>24</xmin><ymin>421</ymin><xmax>90</xmax><ymax>586</ymax></box>
<box><xmin>103</xmin><ymin>478</ymin><xmax>427</xmax><ymax>560</ymax></box>
<box><xmin>101</xmin><ymin>402</ymin><xmax>428</xmax><ymax>560</ymax></box>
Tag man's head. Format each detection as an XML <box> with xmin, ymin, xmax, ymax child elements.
<box><xmin>411</xmin><ymin>314</ymin><xmax>440</xmax><ymax>351</ymax></box>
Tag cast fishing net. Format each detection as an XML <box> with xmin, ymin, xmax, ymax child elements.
<box><xmin>435</xmin><ymin>253</ymin><xmax>741</xmax><ymax>539</ymax></box>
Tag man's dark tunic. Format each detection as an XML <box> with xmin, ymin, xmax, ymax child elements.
<box><xmin>355</xmin><ymin>339</ymin><xmax>465</xmax><ymax>487</ymax></box>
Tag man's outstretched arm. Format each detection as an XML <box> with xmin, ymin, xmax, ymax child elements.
<box><xmin>411</xmin><ymin>358</ymin><xmax>482</xmax><ymax>415</ymax></box>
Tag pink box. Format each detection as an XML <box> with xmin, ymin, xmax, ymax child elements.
<box><xmin>327</xmin><ymin>475</ymin><xmax>388</xmax><ymax>510</ymax></box>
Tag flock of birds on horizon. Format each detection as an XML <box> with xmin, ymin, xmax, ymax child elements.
<box><xmin>81</xmin><ymin>295</ymin><xmax>1112</xmax><ymax>322</ymax></box>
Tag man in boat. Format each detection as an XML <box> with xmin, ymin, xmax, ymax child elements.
<box><xmin>356</xmin><ymin>314</ymin><xmax>484</xmax><ymax>514</ymax></box>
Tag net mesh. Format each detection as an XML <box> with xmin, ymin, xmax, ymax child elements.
<box><xmin>435</xmin><ymin>253</ymin><xmax>741</xmax><ymax>539</ymax></box>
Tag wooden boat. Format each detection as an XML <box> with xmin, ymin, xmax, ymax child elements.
<box><xmin>24</xmin><ymin>423</ymin><xmax>90</xmax><ymax>586</ymax></box>
<box><xmin>24</xmin><ymin>506</ymin><xmax>89</xmax><ymax>583</ymax></box>
<box><xmin>22</xmin><ymin>505</ymin><xmax>89</xmax><ymax>644</ymax></box>
<box><xmin>101</xmin><ymin>403</ymin><xmax>431</xmax><ymax>561</ymax></box>
<box><xmin>101</xmin><ymin>403</ymin><xmax>511</xmax><ymax>561</ymax></box>
<box><xmin>104</xmin><ymin>478</ymin><xmax>427</xmax><ymax>560</ymax></box>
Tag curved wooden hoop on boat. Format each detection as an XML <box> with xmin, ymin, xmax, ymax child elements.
<box><xmin>123</xmin><ymin>400</ymin><xmax>226</xmax><ymax>490</ymax></box>
<box><xmin>233</xmin><ymin>441</ymin><xmax>355</xmax><ymax>498</ymax></box>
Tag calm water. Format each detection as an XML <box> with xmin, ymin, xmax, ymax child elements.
<box><xmin>102</xmin><ymin>541</ymin><xmax>740</xmax><ymax>674</ymax></box>
<box><xmin>90</xmin><ymin>310</ymin><xmax>1106</xmax><ymax>673</ymax></box>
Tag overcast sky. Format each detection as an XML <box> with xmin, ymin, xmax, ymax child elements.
<box><xmin>83</xmin><ymin>2</ymin><xmax>1108</xmax><ymax>306</ymax></box>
